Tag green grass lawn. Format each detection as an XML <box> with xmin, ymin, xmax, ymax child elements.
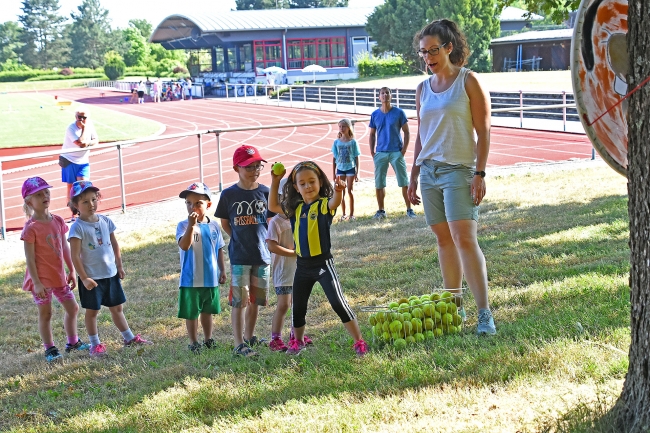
<box><xmin>0</xmin><ymin>166</ymin><xmax>630</xmax><ymax>432</ymax></box>
<box><xmin>0</xmin><ymin>79</ymin><xmax>93</xmax><ymax>94</ymax></box>
<box><xmin>0</xmin><ymin>93</ymin><xmax>163</xmax><ymax>148</ymax></box>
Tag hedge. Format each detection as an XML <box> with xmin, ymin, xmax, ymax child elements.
<box><xmin>0</xmin><ymin>70</ymin><xmax>53</xmax><ymax>82</ymax></box>
<box><xmin>356</xmin><ymin>54</ymin><xmax>405</xmax><ymax>78</ymax></box>
<box><xmin>25</xmin><ymin>73</ymin><xmax>107</xmax><ymax>81</ymax></box>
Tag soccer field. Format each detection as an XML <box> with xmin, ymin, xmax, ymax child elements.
<box><xmin>0</xmin><ymin>92</ymin><xmax>163</xmax><ymax>148</ymax></box>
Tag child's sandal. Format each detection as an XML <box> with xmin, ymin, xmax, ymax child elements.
<box><xmin>340</xmin><ymin>215</ymin><xmax>348</xmax><ymax>222</ymax></box>
<box><xmin>349</xmin><ymin>216</ymin><xmax>356</xmax><ymax>221</ymax></box>
<box><xmin>233</xmin><ymin>343</ymin><xmax>258</xmax><ymax>358</ymax></box>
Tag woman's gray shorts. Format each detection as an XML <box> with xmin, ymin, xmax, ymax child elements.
<box><xmin>419</xmin><ymin>160</ymin><xmax>478</xmax><ymax>226</ymax></box>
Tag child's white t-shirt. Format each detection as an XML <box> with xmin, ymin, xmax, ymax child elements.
<box><xmin>68</xmin><ymin>214</ymin><xmax>117</xmax><ymax>279</ymax></box>
<box><xmin>266</xmin><ymin>214</ymin><xmax>297</xmax><ymax>287</ymax></box>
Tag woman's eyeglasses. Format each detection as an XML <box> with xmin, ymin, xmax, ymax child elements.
<box><xmin>77</xmin><ymin>115</ymin><xmax>87</xmax><ymax>120</ymax></box>
<box><xmin>240</xmin><ymin>164</ymin><xmax>264</xmax><ymax>172</ymax></box>
<box><xmin>416</xmin><ymin>43</ymin><xmax>448</xmax><ymax>58</ymax></box>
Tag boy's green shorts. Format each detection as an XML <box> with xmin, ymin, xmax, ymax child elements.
<box><xmin>178</xmin><ymin>287</ymin><xmax>221</xmax><ymax>320</ymax></box>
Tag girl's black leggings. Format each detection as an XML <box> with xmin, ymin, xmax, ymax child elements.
<box><xmin>292</xmin><ymin>258</ymin><xmax>356</xmax><ymax>329</ymax></box>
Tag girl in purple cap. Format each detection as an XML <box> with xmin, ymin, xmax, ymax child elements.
<box><xmin>20</xmin><ymin>176</ymin><xmax>90</xmax><ymax>362</ymax></box>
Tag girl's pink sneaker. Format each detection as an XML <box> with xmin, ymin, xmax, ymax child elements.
<box><xmin>353</xmin><ymin>339</ymin><xmax>368</xmax><ymax>357</ymax></box>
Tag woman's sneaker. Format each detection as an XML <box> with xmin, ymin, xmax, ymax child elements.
<box><xmin>89</xmin><ymin>343</ymin><xmax>107</xmax><ymax>357</ymax></box>
<box><xmin>269</xmin><ymin>338</ymin><xmax>288</xmax><ymax>352</ymax></box>
<box><xmin>477</xmin><ymin>309</ymin><xmax>497</xmax><ymax>335</ymax></box>
<box><xmin>65</xmin><ymin>339</ymin><xmax>91</xmax><ymax>353</ymax></box>
<box><xmin>286</xmin><ymin>339</ymin><xmax>305</xmax><ymax>355</ymax></box>
<box><xmin>353</xmin><ymin>339</ymin><xmax>369</xmax><ymax>357</ymax></box>
<box><xmin>44</xmin><ymin>346</ymin><xmax>63</xmax><ymax>363</ymax></box>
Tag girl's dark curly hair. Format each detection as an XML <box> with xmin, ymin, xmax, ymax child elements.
<box><xmin>413</xmin><ymin>19</ymin><xmax>470</xmax><ymax>67</ymax></box>
<box><xmin>68</xmin><ymin>190</ymin><xmax>102</xmax><ymax>215</ymax></box>
<box><xmin>281</xmin><ymin>161</ymin><xmax>333</xmax><ymax>218</ymax></box>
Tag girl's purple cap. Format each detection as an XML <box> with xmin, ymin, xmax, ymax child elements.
<box><xmin>22</xmin><ymin>177</ymin><xmax>52</xmax><ymax>199</ymax></box>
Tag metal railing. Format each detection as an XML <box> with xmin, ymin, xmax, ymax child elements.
<box><xmin>1</xmin><ymin>91</ymin><xmax>585</xmax><ymax>239</ymax></box>
<box><xmin>0</xmin><ymin>118</ymin><xmax>369</xmax><ymax>239</ymax></box>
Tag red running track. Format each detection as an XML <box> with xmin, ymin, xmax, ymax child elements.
<box><xmin>0</xmin><ymin>88</ymin><xmax>593</xmax><ymax>232</ymax></box>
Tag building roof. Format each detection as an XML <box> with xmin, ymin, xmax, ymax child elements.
<box><xmin>499</xmin><ymin>6</ymin><xmax>544</xmax><ymax>22</ymax></box>
<box><xmin>491</xmin><ymin>28</ymin><xmax>573</xmax><ymax>45</ymax></box>
<box><xmin>150</xmin><ymin>7</ymin><xmax>375</xmax><ymax>43</ymax></box>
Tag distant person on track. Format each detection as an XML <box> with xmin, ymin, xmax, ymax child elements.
<box><xmin>152</xmin><ymin>78</ymin><xmax>161</xmax><ymax>103</ymax></box>
<box><xmin>408</xmin><ymin>19</ymin><xmax>496</xmax><ymax>335</ymax></box>
<box><xmin>60</xmin><ymin>109</ymin><xmax>98</xmax><ymax>221</ymax></box>
<box><xmin>137</xmin><ymin>81</ymin><xmax>146</xmax><ymax>104</ymax></box>
<box><xmin>369</xmin><ymin>87</ymin><xmax>415</xmax><ymax>220</ymax></box>
<box><xmin>331</xmin><ymin>118</ymin><xmax>361</xmax><ymax>221</ymax></box>
<box><xmin>185</xmin><ymin>77</ymin><xmax>193</xmax><ymax>100</ymax></box>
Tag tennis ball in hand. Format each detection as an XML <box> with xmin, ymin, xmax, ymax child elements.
<box><xmin>272</xmin><ymin>162</ymin><xmax>285</xmax><ymax>175</ymax></box>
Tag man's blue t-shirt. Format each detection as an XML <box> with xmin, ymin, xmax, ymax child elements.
<box><xmin>369</xmin><ymin>107</ymin><xmax>408</xmax><ymax>152</ymax></box>
<box><xmin>214</xmin><ymin>184</ymin><xmax>273</xmax><ymax>266</ymax></box>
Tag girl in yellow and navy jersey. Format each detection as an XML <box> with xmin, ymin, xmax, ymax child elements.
<box><xmin>269</xmin><ymin>161</ymin><xmax>367</xmax><ymax>357</ymax></box>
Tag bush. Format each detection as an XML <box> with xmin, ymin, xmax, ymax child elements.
<box><xmin>60</xmin><ymin>67</ymin><xmax>73</xmax><ymax>76</ymax></box>
<box><xmin>104</xmin><ymin>51</ymin><xmax>126</xmax><ymax>81</ymax></box>
<box><xmin>356</xmin><ymin>52</ymin><xmax>405</xmax><ymax>78</ymax></box>
<box><xmin>25</xmin><ymin>73</ymin><xmax>106</xmax><ymax>81</ymax></box>
<box><xmin>0</xmin><ymin>69</ymin><xmax>52</xmax><ymax>82</ymax></box>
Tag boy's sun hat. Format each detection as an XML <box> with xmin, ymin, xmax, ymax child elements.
<box><xmin>179</xmin><ymin>182</ymin><xmax>212</xmax><ymax>200</ymax></box>
<box><xmin>22</xmin><ymin>177</ymin><xmax>52</xmax><ymax>199</ymax></box>
<box><xmin>233</xmin><ymin>145</ymin><xmax>266</xmax><ymax>167</ymax></box>
<box><xmin>70</xmin><ymin>180</ymin><xmax>99</xmax><ymax>199</ymax></box>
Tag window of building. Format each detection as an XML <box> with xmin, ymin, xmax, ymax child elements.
<box><xmin>285</xmin><ymin>36</ymin><xmax>347</xmax><ymax>70</ymax></box>
<box><xmin>188</xmin><ymin>49</ymin><xmax>213</xmax><ymax>75</ymax></box>
<box><xmin>254</xmin><ymin>40</ymin><xmax>282</xmax><ymax>71</ymax></box>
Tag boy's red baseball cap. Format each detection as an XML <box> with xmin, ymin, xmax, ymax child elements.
<box><xmin>233</xmin><ymin>145</ymin><xmax>266</xmax><ymax>167</ymax></box>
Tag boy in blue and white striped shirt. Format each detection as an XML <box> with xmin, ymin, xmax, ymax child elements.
<box><xmin>176</xmin><ymin>182</ymin><xmax>227</xmax><ymax>353</ymax></box>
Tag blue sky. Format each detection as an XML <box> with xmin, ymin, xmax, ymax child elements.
<box><xmin>1</xmin><ymin>0</ymin><xmax>382</xmax><ymax>30</ymax></box>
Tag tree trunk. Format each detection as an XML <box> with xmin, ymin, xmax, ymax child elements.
<box><xmin>616</xmin><ymin>0</ymin><xmax>650</xmax><ymax>431</ymax></box>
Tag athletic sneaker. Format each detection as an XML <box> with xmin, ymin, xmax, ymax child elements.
<box><xmin>188</xmin><ymin>341</ymin><xmax>202</xmax><ymax>354</ymax></box>
<box><xmin>44</xmin><ymin>346</ymin><xmax>62</xmax><ymax>363</ymax></box>
<box><xmin>65</xmin><ymin>339</ymin><xmax>91</xmax><ymax>353</ymax></box>
<box><xmin>203</xmin><ymin>338</ymin><xmax>216</xmax><ymax>349</ymax></box>
<box><xmin>477</xmin><ymin>309</ymin><xmax>497</xmax><ymax>335</ymax></box>
<box><xmin>124</xmin><ymin>334</ymin><xmax>153</xmax><ymax>346</ymax></box>
<box><xmin>244</xmin><ymin>336</ymin><xmax>268</xmax><ymax>347</ymax></box>
<box><xmin>89</xmin><ymin>343</ymin><xmax>107</xmax><ymax>357</ymax></box>
<box><xmin>289</xmin><ymin>332</ymin><xmax>313</xmax><ymax>346</ymax></box>
<box><xmin>353</xmin><ymin>339</ymin><xmax>369</xmax><ymax>357</ymax></box>
<box><xmin>233</xmin><ymin>343</ymin><xmax>258</xmax><ymax>358</ymax></box>
<box><xmin>406</xmin><ymin>209</ymin><xmax>417</xmax><ymax>218</ymax></box>
<box><xmin>286</xmin><ymin>338</ymin><xmax>305</xmax><ymax>355</ymax></box>
<box><xmin>269</xmin><ymin>338</ymin><xmax>288</xmax><ymax>352</ymax></box>
<box><xmin>373</xmin><ymin>210</ymin><xmax>386</xmax><ymax>219</ymax></box>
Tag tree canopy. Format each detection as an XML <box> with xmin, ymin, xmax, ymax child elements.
<box><xmin>0</xmin><ymin>21</ymin><xmax>23</xmax><ymax>67</ymax></box>
<box><xmin>68</xmin><ymin>0</ymin><xmax>112</xmax><ymax>69</ymax></box>
<box><xmin>365</xmin><ymin>0</ymin><xmax>499</xmax><ymax>73</ymax></box>
<box><xmin>235</xmin><ymin>0</ymin><xmax>347</xmax><ymax>9</ymax></box>
<box><xmin>18</xmin><ymin>0</ymin><xmax>68</xmax><ymax>69</ymax></box>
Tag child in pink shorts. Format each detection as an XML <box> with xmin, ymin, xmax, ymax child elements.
<box><xmin>20</xmin><ymin>177</ymin><xmax>90</xmax><ymax>362</ymax></box>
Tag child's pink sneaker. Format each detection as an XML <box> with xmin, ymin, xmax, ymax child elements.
<box><xmin>269</xmin><ymin>338</ymin><xmax>288</xmax><ymax>352</ymax></box>
<box><xmin>124</xmin><ymin>334</ymin><xmax>153</xmax><ymax>346</ymax></box>
<box><xmin>286</xmin><ymin>338</ymin><xmax>305</xmax><ymax>355</ymax></box>
<box><xmin>89</xmin><ymin>343</ymin><xmax>107</xmax><ymax>357</ymax></box>
<box><xmin>353</xmin><ymin>339</ymin><xmax>368</xmax><ymax>357</ymax></box>
<box><xmin>303</xmin><ymin>335</ymin><xmax>314</xmax><ymax>346</ymax></box>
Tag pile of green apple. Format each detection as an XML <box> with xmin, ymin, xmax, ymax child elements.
<box><xmin>367</xmin><ymin>292</ymin><xmax>464</xmax><ymax>350</ymax></box>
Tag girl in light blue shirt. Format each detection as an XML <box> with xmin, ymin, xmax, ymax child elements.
<box><xmin>331</xmin><ymin>118</ymin><xmax>361</xmax><ymax>221</ymax></box>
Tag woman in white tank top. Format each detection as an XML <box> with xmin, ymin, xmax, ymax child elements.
<box><xmin>407</xmin><ymin>19</ymin><xmax>496</xmax><ymax>335</ymax></box>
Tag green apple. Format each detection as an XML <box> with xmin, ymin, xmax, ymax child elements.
<box><xmin>394</xmin><ymin>338</ymin><xmax>407</xmax><ymax>350</ymax></box>
<box><xmin>414</xmin><ymin>332</ymin><xmax>425</xmax><ymax>343</ymax></box>
<box><xmin>271</xmin><ymin>162</ymin><xmax>285</xmax><ymax>175</ymax></box>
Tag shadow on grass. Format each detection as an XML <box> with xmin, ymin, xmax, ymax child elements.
<box><xmin>0</xmin><ymin>193</ymin><xmax>631</xmax><ymax>432</ymax></box>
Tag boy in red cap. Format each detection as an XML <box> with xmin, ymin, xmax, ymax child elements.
<box><xmin>214</xmin><ymin>145</ymin><xmax>274</xmax><ymax>357</ymax></box>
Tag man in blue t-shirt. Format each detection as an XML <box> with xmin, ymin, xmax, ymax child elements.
<box><xmin>369</xmin><ymin>87</ymin><xmax>415</xmax><ymax>219</ymax></box>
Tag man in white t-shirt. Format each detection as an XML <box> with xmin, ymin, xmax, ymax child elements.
<box><xmin>60</xmin><ymin>109</ymin><xmax>98</xmax><ymax>220</ymax></box>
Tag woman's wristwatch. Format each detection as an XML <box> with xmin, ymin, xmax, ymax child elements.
<box><xmin>474</xmin><ymin>171</ymin><xmax>486</xmax><ymax>178</ymax></box>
